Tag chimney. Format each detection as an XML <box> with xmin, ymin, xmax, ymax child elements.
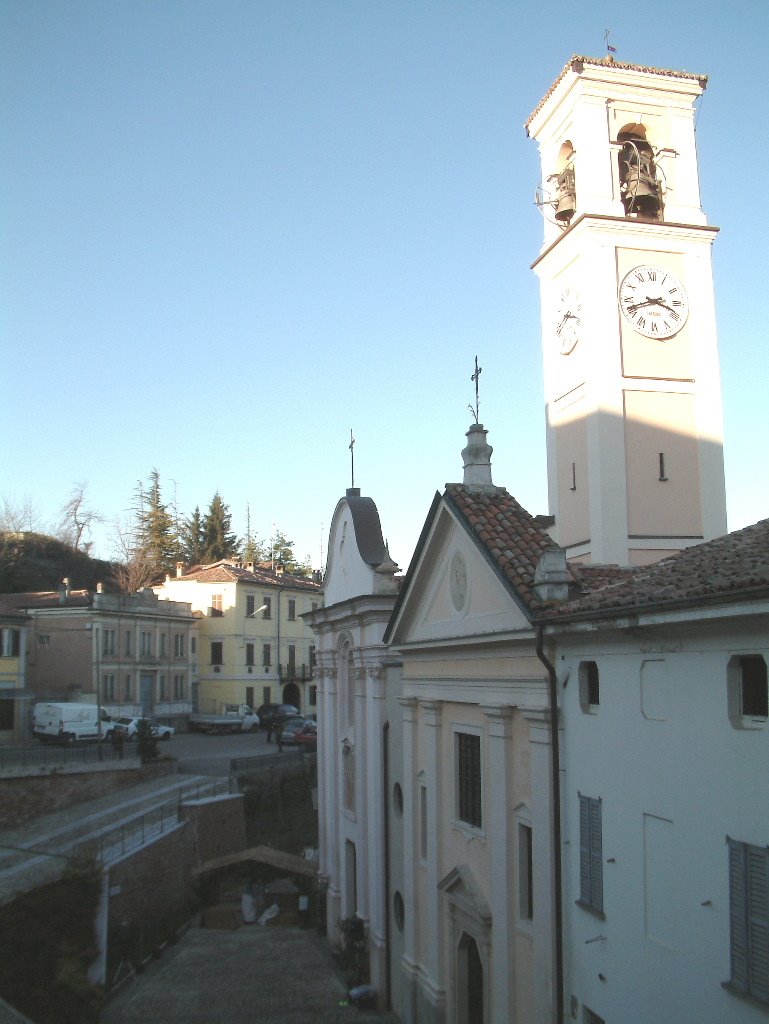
<box><xmin>58</xmin><ymin>578</ymin><xmax>71</xmax><ymax>603</ymax></box>
<box><xmin>275</xmin><ymin>563</ymin><xmax>285</xmax><ymax>576</ymax></box>
<box><xmin>533</xmin><ymin>548</ymin><xmax>576</xmax><ymax>603</ymax></box>
<box><xmin>461</xmin><ymin>423</ymin><xmax>494</xmax><ymax>487</ymax></box>
<box><xmin>96</xmin><ymin>582</ymin><xmax>103</xmax><ymax>594</ymax></box>
<box><xmin>176</xmin><ymin>562</ymin><xmax>184</xmax><ymax>578</ymax></box>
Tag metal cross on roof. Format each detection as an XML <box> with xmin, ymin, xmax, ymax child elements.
<box><xmin>469</xmin><ymin>355</ymin><xmax>482</xmax><ymax>424</ymax></box>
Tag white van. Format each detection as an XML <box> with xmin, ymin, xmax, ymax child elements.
<box><xmin>32</xmin><ymin>702</ymin><xmax>113</xmax><ymax>743</ymax></box>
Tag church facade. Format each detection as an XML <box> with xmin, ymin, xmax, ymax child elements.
<box><xmin>307</xmin><ymin>56</ymin><xmax>768</xmax><ymax>1024</ymax></box>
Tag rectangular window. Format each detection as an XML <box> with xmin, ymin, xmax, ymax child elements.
<box><xmin>0</xmin><ymin>698</ymin><xmax>14</xmax><ymax>730</ymax></box>
<box><xmin>727</xmin><ymin>838</ymin><xmax>769</xmax><ymax>1005</ymax></box>
<box><xmin>312</xmin><ymin>601</ymin><xmax>318</xmax><ymax>611</ymax></box>
<box><xmin>159</xmin><ymin>674</ymin><xmax>166</xmax><ymax>700</ymax></box>
<box><xmin>103</xmin><ymin>673</ymin><xmax>116</xmax><ymax>701</ymax></box>
<box><xmin>246</xmin><ymin>595</ymin><xmax>255</xmax><ymax>617</ymax></box>
<box><xmin>288</xmin><ymin>599</ymin><xmax>296</xmax><ymax>621</ymax></box>
<box><xmin>246</xmin><ymin>643</ymin><xmax>255</xmax><ymax>667</ymax></box>
<box><xmin>288</xmin><ymin>644</ymin><xmax>296</xmax><ymax>674</ymax></box>
<box><xmin>741</xmin><ymin>656</ymin><xmax>768</xmax><ymax>718</ymax></box>
<box><xmin>125</xmin><ymin>631</ymin><xmax>132</xmax><ymax>656</ymax></box>
<box><xmin>262</xmin><ymin>643</ymin><xmax>271</xmax><ymax>667</ymax></box>
<box><xmin>210</xmin><ymin>642</ymin><xmax>223</xmax><ymax>666</ymax></box>
<box><xmin>174</xmin><ymin>633</ymin><xmax>185</xmax><ymax>658</ymax></box>
<box><xmin>579</xmin><ymin>794</ymin><xmax>604</xmax><ymax>914</ymax></box>
<box><xmin>262</xmin><ymin>596</ymin><xmax>272</xmax><ymax>620</ymax></box>
<box><xmin>190</xmin><ymin>637</ymin><xmax>196</xmax><ymax>654</ymax></box>
<box><xmin>519</xmin><ymin>823</ymin><xmax>534</xmax><ymax>920</ymax></box>
<box><xmin>579</xmin><ymin>660</ymin><xmax>600</xmax><ymax>711</ymax></box>
<box><xmin>211</xmin><ymin>594</ymin><xmax>223</xmax><ymax>617</ymax></box>
<box><xmin>124</xmin><ymin>674</ymin><xmax>132</xmax><ymax>701</ymax></box>
<box><xmin>309</xmin><ymin>645</ymin><xmax>316</xmax><ymax>670</ymax></box>
<box><xmin>1</xmin><ymin>629</ymin><xmax>20</xmax><ymax>657</ymax></box>
<box><xmin>420</xmin><ymin>785</ymin><xmax>428</xmax><ymax>860</ymax></box>
<box><xmin>263</xmin><ymin>686</ymin><xmax>271</xmax><ymax>705</ymax></box>
<box><xmin>173</xmin><ymin>673</ymin><xmax>185</xmax><ymax>699</ymax></box>
<box><xmin>140</xmin><ymin>631</ymin><xmax>152</xmax><ymax>656</ymax></box>
<box><xmin>456</xmin><ymin>732</ymin><xmax>482</xmax><ymax>829</ymax></box>
<box><xmin>102</xmin><ymin>629</ymin><xmax>116</xmax><ymax>656</ymax></box>
<box><xmin>309</xmin><ymin>685</ymin><xmax>317</xmax><ymax>706</ymax></box>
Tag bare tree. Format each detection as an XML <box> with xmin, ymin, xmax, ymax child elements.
<box><xmin>110</xmin><ymin>515</ymin><xmax>157</xmax><ymax>594</ymax></box>
<box><xmin>0</xmin><ymin>494</ymin><xmax>43</xmax><ymax>533</ymax></box>
<box><xmin>56</xmin><ymin>481</ymin><xmax>103</xmax><ymax>552</ymax></box>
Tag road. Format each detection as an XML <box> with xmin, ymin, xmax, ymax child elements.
<box><xmin>168</xmin><ymin>728</ymin><xmax>289</xmax><ymax>776</ymax></box>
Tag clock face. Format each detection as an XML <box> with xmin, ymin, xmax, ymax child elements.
<box><xmin>618</xmin><ymin>265</ymin><xmax>689</xmax><ymax>339</ymax></box>
<box><xmin>554</xmin><ymin>285</ymin><xmax>582</xmax><ymax>354</ymax></box>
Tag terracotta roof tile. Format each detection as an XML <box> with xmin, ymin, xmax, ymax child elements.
<box><xmin>444</xmin><ymin>485</ymin><xmax>559</xmax><ymax>609</ymax></box>
<box><xmin>181</xmin><ymin>560</ymin><xmax>321</xmax><ymax>593</ymax></box>
<box><xmin>543</xmin><ymin>517</ymin><xmax>769</xmax><ymax>620</ymax></box>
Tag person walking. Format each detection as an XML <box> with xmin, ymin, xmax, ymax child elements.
<box><xmin>276</xmin><ymin>719</ymin><xmax>284</xmax><ymax>752</ymax></box>
<box><xmin>265</xmin><ymin>717</ymin><xmax>274</xmax><ymax>744</ymax></box>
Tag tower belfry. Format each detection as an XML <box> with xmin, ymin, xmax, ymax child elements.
<box><xmin>527</xmin><ymin>56</ymin><xmax>727</xmax><ymax>566</ymax></box>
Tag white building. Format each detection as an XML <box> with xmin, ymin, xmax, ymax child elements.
<box><xmin>304</xmin><ymin>488</ymin><xmax>403</xmax><ymax>1008</ymax></box>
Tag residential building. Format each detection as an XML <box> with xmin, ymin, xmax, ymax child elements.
<box><xmin>156</xmin><ymin>560</ymin><xmax>322</xmax><ymax>715</ymax></box>
<box><xmin>304</xmin><ymin>488</ymin><xmax>402</xmax><ymax>1009</ymax></box>
<box><xmin>9</xmin><ymin>581</ymin><xmax>198</xmax><ymax>729</ymax></box>
<box><xmin>0</xmin><ymin>607</ymin><xmax>29</xmax><ymax>743</ymax></box>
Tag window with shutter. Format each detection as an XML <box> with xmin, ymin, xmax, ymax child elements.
<box><xmin>579</xmin><ymin>794</ymin><xmax>604</xmax><ymax>915</ymax></box>
<box><xmin>727</xmin><ymin>837</ymin><xmax>769</xmax><ymax>1005</ymax></box>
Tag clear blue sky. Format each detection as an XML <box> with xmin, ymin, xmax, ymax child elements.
<box><xmin>2</xmin><ymin>0</ymin><xmax>767</xmax><ymax>572</ymax></box>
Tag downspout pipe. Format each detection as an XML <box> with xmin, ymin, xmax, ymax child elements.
<box><xmin>536</xmin><ymin>624</ymin><xmax>564</xmax><ymax>1024</ymax></box>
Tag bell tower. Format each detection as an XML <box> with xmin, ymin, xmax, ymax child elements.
<box><xmin>526</xmin><ymin>56</ymin><xmax>727</xmax><ymax>566</ymax></box>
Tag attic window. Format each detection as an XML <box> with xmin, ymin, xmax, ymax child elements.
<box><xmin>728</xmin><ymin>655</ymin><xmax>768</xmax><ymax>729</ymax></box>
<box><xmin>579</xmin><ymin>661</ymin><xmax>600</xmax><ymax>713</ymax></box>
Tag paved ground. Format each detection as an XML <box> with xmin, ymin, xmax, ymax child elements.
<box><xmin>100</xmin><ymin>923</ymin><xmax>397</xmax><ymax>1024</ymax></box>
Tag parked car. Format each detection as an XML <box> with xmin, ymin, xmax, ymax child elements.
<box><xmin>279</xmin><ymin>716</ymin><xmax>315</xmax><ymax>746</ymax></box>
<box><xmin>112</xmin><ymin>717</ymin><xmax>174</xmax><ymax>741</ymax></box>
<box><xmin>294</xmin><ymin>721</ymin><xmax>318</xmax><ymax>752</ymax></box>
<box><xmin>257</xmin><ymin>703</ymin><xmax>300</xmax><ymax>729</ymax></box>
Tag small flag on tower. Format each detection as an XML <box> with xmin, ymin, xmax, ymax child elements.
<box><xmin>604</xmin><ymin>29</ymin><xmax>617</xmax><ymax>54</ymax></box>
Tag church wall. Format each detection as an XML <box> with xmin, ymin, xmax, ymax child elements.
<box><xmin>557</xmin><ymin>612</ymin><xmax>769</xmax><ymax>1024</ymax></box>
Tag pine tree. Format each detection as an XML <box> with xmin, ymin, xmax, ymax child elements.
<box><xmin>181</xmin><ymin>505</ymin><xmax>205</xmax><ymax>566</ymax></box>
<box><xmin>134</xmin><ymin>470</ymin><xmax>178</xmax><ymax>579</ymax></box>
<box><xmin>201</xmin><ymin>493</ymin><xmax>238</xmax><ymax>562</ymax></box>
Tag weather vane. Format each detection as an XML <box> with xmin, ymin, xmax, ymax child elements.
<box><xmin>469</xmin><ymin>355</ymin><xmax>482</xmax><ymax>424</ymax></box>
<box><xmin>349</xmin><ymin>429</ymin><xmax>356</xmax><ymax>489</ymax></box>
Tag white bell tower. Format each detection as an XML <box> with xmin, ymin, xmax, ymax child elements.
<box><xmin>526</xmin><ymin>56</ymin><xmax>727</xmax><ymax>566</ymax></box>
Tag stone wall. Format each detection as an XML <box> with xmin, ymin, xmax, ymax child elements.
<box><xmin>0</xmin><ymin>761</ymin><xmax>175</xmax><ymax>828</ymax></box>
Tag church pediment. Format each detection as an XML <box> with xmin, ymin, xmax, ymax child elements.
<box><xmin>438</xmin><ymin>864</ymin><xmax>492</xmax><ymax>926</ymax></box>
<box><xmin>387</xmin><ymin>499</ymin><xmax>532</xmax><ymax>646</ymax></box>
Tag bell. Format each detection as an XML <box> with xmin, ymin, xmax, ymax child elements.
<box><xmin>554</xmin><ymin>167</ymin><xmax>576</xmax><ymax>224</ymax></box>
<box><xmin>619</xmin><ymin>141</ymin><xmax>661</xmax><ymax>217</ymax></box>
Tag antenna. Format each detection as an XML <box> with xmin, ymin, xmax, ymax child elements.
<box><xmin>349</xmin><ymin>429</ymin><xmax>356</xmax><ymax>489</ymax></box>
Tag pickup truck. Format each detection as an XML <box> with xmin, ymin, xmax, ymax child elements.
<box><xmin>188</xmin><ymin>704</ymin><xmax>260</xmax><ymax>734</ymax></box>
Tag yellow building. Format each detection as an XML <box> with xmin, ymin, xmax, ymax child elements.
<box><xmin>0</xmin><ymin>608</ymin><xmax>29</xmax><ymax>743</ymax></box>
<box><xmin>155</xmin><ymin>560</ymin><xmax>323</xmax><ymax>716</ymax></box>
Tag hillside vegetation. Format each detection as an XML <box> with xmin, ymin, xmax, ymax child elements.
<box><xmin>0</xmin><ymin>532</ymin><xmax>117</xmax><ymax>594</ymax></box>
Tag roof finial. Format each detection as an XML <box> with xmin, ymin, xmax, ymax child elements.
<box><xmin>469</xmin><ymin>355</ymin><xmax>482</xmax><ymax>424</ymax></box>
<box><xmin>349</xmin><ymin>429</ymin><xmax>356</xmax><ymax>489</ymax></box>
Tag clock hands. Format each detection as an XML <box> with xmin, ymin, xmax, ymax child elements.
<box><xmin>556</xmin><ymin>311</ymin><xmax>580</xmax><ymax>335</ymax></box>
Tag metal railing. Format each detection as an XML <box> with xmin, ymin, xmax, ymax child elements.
<box><xmin>230</xmin><ymin>750</ymin><xmax>308</xmax><ymax>776</ymax></box>
<box><xmin>91</xmin><ymin>775</ymin><xmax>236</xmax><ymax>864</ymax></box>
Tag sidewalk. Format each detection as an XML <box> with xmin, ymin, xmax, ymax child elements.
<box><xmin>100</xmin><ymin>923</ymin><xmax>398</xmax><ymax>1024</ymax></box>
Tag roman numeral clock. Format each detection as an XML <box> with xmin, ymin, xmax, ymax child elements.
<box><xmin>526</xmin><ymin>56</ymin><xmax>727</xmax><ymax>567</ymax></box>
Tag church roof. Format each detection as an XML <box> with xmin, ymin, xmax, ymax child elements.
<box><xmin>525</xmin><ymin>54</ymin><xmax>707</xmax><ymax>132</ymax></box>
<box><xmin>544</xmin><ymin>517</ymin><xmax>769</xmax><ymax>621</ymax></box>
<box><xmin>344</xmin><ymin>490</ymin><xmax>389</xmax><ymax>568</ymax></box>
<box><xmin>444</xmin><ymin>483</ymin><xmax>559</xmax><ymax>609</ymax></box>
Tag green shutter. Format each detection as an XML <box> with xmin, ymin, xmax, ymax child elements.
<box><xmin>747</xmin><ymin>843</ymin><xmax>769</xmax><ymax>1002</ymax></box>
<box><xmin>728</xmin><ymin>838</ymin><xmax>749</xmax><ymax>993</ymax></box>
